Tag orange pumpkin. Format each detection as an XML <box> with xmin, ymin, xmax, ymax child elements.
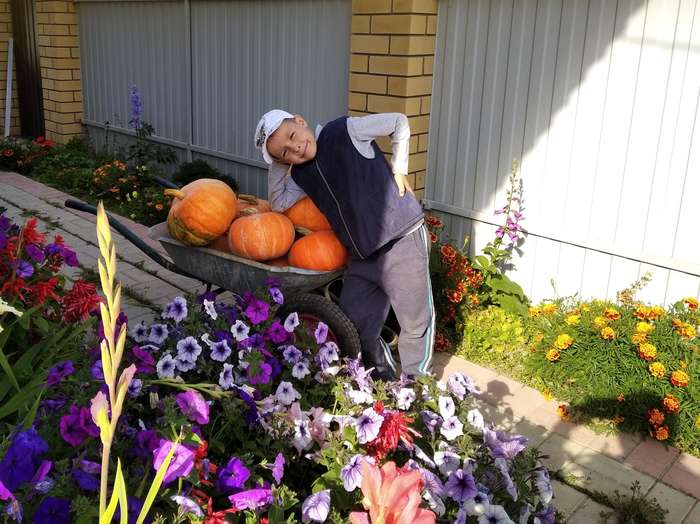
<box><xmin>266</xmin><ymin>256</ymin><xmax>289</xmax><ymax>267</ymax></box>
<box><xmin>288</xmin><ymin>230</ymin><xmax>347</xmax><ymax>271</ymax></box>
<box><xmin>165</xmin><ymin>179</ymin><xmax>237</xmax><ymax>246</ymax></box>
<box><xmin>283</xmin><ymin>197</ymin><xmax>331</xmax><ymax>231</ymax></box>
<box><xmin>237</xmin><ymin>194</ymin><xmax>272</xmax><ymax>217</ymax></box>
<box><xmin>228</xmin><ymin>212</ymin><xmax>295</xmax><ymax>261</ymax></box>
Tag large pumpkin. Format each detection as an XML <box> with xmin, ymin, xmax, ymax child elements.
<box><xmin>283</xmin><ymin>197</ymin><xmax>331</xmax><ymax>231</ymax></box>
<box><xmin>165</xmin><ymin>179</ymin><xmax>237</xmax><ymax>246</ymax></box>
<box><xmin>288</xmin><ymin>230</ymin><xmax>347</xmax><ymax>271</ymax></box>
<box><xmin>237</xmin><ymin>194</ymin><xmax>272</xmax><ymax>217</ymax></box>
<box><xmin>228</xmin><ymin>212</ymin><xmax>295</xmax><ymax>261</ymax></box>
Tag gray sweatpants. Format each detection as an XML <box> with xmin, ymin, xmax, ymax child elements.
<box><xmin>339</xmin><ymin>224</ymin><xmax>435</xmax><ymax>376</ymax></box>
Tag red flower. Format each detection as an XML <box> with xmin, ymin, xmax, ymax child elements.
<box><xmin>22</xmin><ymin>218</ymin><xmax>46</xmax><ymax>246</ymax></box>
<box><xmin>59</xmin><ymin>280</ymin><xmax>102</xmax><ymax>323</ymax></box>
<box><xmin>3</xmin><ymin>149</ymin><xmax>13</xmax><ymax>157</ymax></box>
<box><xmin>365</xmin><ymin>410</ymin><xmax>421</xmax><ymax>461</ymax></box>
<box><xmin>1</xmin><ymin>276</ymin><xmax>29</xmax><ymax>302</ymax></box>
<box><xmin>29</xmin><ymin>277</ymin><xmax>59</xmax><ymax>306</ymax></box>
<box><xmin>35</xmin><ymin>136</ymin><xmax>45</xmax><ymax>143</ymax></box>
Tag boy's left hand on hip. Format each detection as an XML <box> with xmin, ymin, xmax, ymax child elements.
<box><xmin>394</xmin><ymin>174</ymin><xmax>413</xmax><ymax>197</ymax></box>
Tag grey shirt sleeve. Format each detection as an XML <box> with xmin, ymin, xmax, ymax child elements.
<box><xmin>267</xmin><ymin>162</ymin><xmax>306</xmax><ymax>213</ymax></box>
<box><xmin>346</xmin><ymin>113</ymin><xmax>411</xmax><ymax>175</ymax></box>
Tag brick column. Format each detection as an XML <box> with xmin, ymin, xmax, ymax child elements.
<box><xmin>0</xmin><ymin>0</ymin><xmax>20</xmax><ymax>135</ymax></box>
<box><xmin>36</xmin><ymin>0</ymin><xmax>82</xmax><ymax>143</ymax></box>
<box><xmin>348</xmin><ymin>0</ymin><xmax>437</xmax><ymax>200</ymax></box>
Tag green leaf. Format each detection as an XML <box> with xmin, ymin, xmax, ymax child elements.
<box><xmin>0</xmin><ymin>329</ymin><xmax>20</xmax><ymax>392</ymax></box>
<box><xmin>488</xmin><ymin>276</ymin><xmax>526</xmax><ymax>298</ymax></box>
<box><xmin>0</xmin><ymin>378</ymin><xmax>44</xmax><ymax>420</ymax></box>
<box><xmin>474</xmin><ymin>255</ymin><xmax>490</xmax><ymax>269</ymax></box>
<box><xmin>495</xmin><ymin>294</ymin><xmax>528</xmax><ymax>315</ymax></box>
<box><xmin>33</xmin><ymin>316</ymin><xmax>49</xmax><ymax>334</ymax></box>
<box><xmin>22</xmin><ymin>388</ymin><xmax>44</xmax><ymax>428</ymax></box>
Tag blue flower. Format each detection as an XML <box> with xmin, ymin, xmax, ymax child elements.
<box><xmin>162</xmin><ymin>296</ymin><xmax>188</xmax><ymax>323</ymax></box>
<box><xmin>176</xmin><ymin>336</ymin><xmax>202</xmax><ymax>363</ymax></box>
<box><xmin>210</xmin><ymin>340</ymin><xmax>231</xmax><ymax>362</ymax></box>
<box><xmin>219</xmin><ymin>363</ymin><xmax>234</xmax><ymax>389</ymax></box>
<box><xmin>156</xmin><ymin>354</ymin><xmax>177</xmax><ymax>379</ymax></box>
<box><xmin>148</xmin><ymin>324</ymin><xmax>169</xmax><ymax>345</ymax></box>
<box><xmin>445</xmin><ymin>466</ymin><xmax>477</xmax><ymax>502</ymax></box>
<box><xmin>72</xmin><ymin>469</ymin><xmax>99</xmax><ymax>491</ymax></box>
<box><xmin>33</xmin><ymin>497</ymin><xmax>71</xmax><ymax>524</ymax></box>
<box><xmin>0</xmin><ymin>427</ymin><xmax>48</xmax><ymax>491</ymax></box>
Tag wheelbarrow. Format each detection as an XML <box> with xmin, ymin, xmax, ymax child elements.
<box><xmin>63</xmin><ymin>197</ymin><xmax>400</xmax><ymax>358</ymax></box>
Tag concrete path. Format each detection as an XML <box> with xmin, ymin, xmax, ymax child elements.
<box><xmin>2</xmin><ymin>171</ymin><xmax>699</xmax><ymax>522</ymax></box>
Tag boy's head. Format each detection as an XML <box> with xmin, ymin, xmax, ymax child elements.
<box><xmin>254</xmin><ymin>109</ymin><xmax>317</xmax><ymax>165</ymax></box>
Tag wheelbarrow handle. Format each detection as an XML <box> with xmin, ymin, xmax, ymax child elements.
<box><xmin>63</xmin><ymin>198</ymin><xmax>197</xmax><ymax>280</ymax></box>
<box><xmin>152</xmin><ymin>175</ymin><xmax>179</xmax><ymax>189</ymax></box>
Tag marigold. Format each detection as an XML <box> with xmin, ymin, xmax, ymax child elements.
<box><xmin>593</xmin><ymin>316</ymin><xmax>608</xmax><ymax>328</ymax></box>
<box><xmin>533</xmin><ymin>332</ymin><xmax>545</xmax><ymax>344</ymax></box>
<box><xmin>617</xmin><ymin>393</ymin><xmax>625</xmax><ymax>403</ymax></box>
<box><xmin>542</xmin><ymin>389</ymin><xmax>553</xmax><ymax>401</ymax></box>
<box><xmin>600</xmin><ymin>327</ymin><xmax>615</xmax><ymax>341</ymax></box>
<box><xmin>426</xmin><ymin>215</ymin><xmax>443</xmax><ymax>228</ymax></box>
<box><xmin>635</xmin><ymin>322</ymin><xmax>655</xmax><ymax>334</ymax></box>
<box><xmin>631</xmin><ymin>332</ymin><xmax>647</xmax><ymax>345</ymax></box>
<box><xmin>546</xmin><ymin>349</ymin><xmax>561</xmax><ymax>362</ymax></box>
<box><xmin>647</xmin><ymin>408</ymin><xmax>665</xmax><ymax>427</ymax></box>
<box><xmin>649</xmin><ymin>306</ymin><xmax>665</xmax><ymax>319</ymax></box>
<box><xmin>468</xmin><ymin>294</ymin><xmax>480</xmax><ymax>306</ymax></box>
<box><xmin>529</xmin><ymin>306</ymin><xmax>542</xmax><ymax>317</ymax></box>
<box><xmin>670</xmin><ymin>370</ymin><xmax>689</xmax><ymax>387</ymax></box>
<box><xmin>604</xmin><ymin>307</ymin><xmax>621</xmax><ymax>320</ymax></box>
<box><xmin>637</xmin><ymin>343</ymin><xmax>657</xmax><ymax>362</ymax></box>
<box><xmin>612</xmin><ymin>415</ymin><xmax>625</xmax><ymax>424</ymax></box>
<box><xmin>634</xmin><ymin>306</ymin><xmax>651</xmax><ymax>320</ymax></box>
<box><xmin>542</xmin><ymin>303</ymin><xmax>557</xmax><ymax>315</ymax></box>
<box><xmin>565</xmin><ymin>314</ymin><xmax>581</xmax><ymax>326</ymax></box>
<box><xmin>675</xmin><ymin>323</ymin><xmax>696</xmax><ymax>340</ymax></box>
<box><xmin>554</xmin><ymin>333</ymin><xmax>574</xmax><ymax>350</ymax></box>
<box><xmin>581</xmin><ymin>304</ymin><xmax>591</xmax><ymax>312</ymax></box>
<box><xmin>429</xmin><ymin>232</ymin><xmax>437</xmax><ymax>244</ymax></box>
<box><xmin>662</xmin><ymin>394</ymin><xmax>681</xmax><ymax>414</ymax></box>
<box><xmin>439</xmin><ymin>244</ymin><xmax>456</xmax><ymax>260</ymax></box>
<box><xmin>557</xmin><ymin>404</ymin><xmax>571</xmax><ymax>422</ymax></box>
<box><xmin>652</xmin><ymin>425</ymin><xmax>669</xmax><ymax>441</ymax></box>
<box><xmin>683</xmin><ymin>297</ymin><xmax>699</xmax><ymax>310</ymax></box>
<box><xmin>649</xmin><ymin>362</ymin><xmax>666</xmax><ymax>378</ymax></box>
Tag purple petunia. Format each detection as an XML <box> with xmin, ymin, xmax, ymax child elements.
<box><xmin>171</xmin><ymin>495</ymin><xmax>204</xmax><ymax>518</ymax></box>
<box><xmin>72</xmin><ymin>468</ymin><xmax>99</xmax><ymax>491</ymax></box>
<box><xmin>272</xmin><ymin>452</ymin><xmax>285</xmax><ymax>485</ymax></box>
<box><xmin>33</xmin><ymin>496</ymin><xmax>71</xmax><ymax>524</ymax></box>
<box><xmin>217</xmin><ymin>457</ymin><xmax>250</xmax><ymax>494</ymax></box>
<box><xmin>131</xmin><ymin>346</ymin><xmax>156</xmax><ymax>374</ymax></box>
<box><xmin>219</xmin><ymin>363</ymin><xmax>234</xmax><ymax>390</ymax></box>
<box><xmin>25</xmin><ymin>243</ymin><xmax>45</xmax><ymax>263</ymax></box>
<box><xmin>15</xmin><ymin>260</ymin><xmax>33</xmax><ymax>279</ymax></box>
<box><xmin>0</xmin><ymin>427</ymin><xmax>48</xmax><ymax>491</ymax></box>
<box><xmin>162</xmin><ymin>296</ymin><xmax>188</xmax><ymax>323</ymax></box>
<box><xmin>156</xmin><ymin>354</ymin><xmax>177</xmax><ymax>379</ymax></box>
<box><xmin>301</xmin><ymin>489</ymin><xmax>331</xmax><ymax>523</ymax></box>
<box><xmin>128</xmin><ymin>378</ymin><xmax>143</xmax><ymax>397</ymax></box>
<box><xmin>445</xmin><ymin>466</ymin><xmax>477</xmax><ymax>502</ymax></box>
<box><xmin>129</xmin><ymin>321</ymin><xmax>149</xmax><ymax>343</ymax></box>
<box><xmin>447</xmin><ymin>372</ymin><xmax>479</xmax><ymax>400</ymax></box>
<box><xmin>283</xmin><ymin>312</ymin><xmax>300</xmax><ymax>332</ymax></box>
<box><xmin>148</xmin><ymin>324</ymin><xmax>169</xmax><ymax>345</ymax></box>
<box><xmin>175</xmin><ymin>390</ymin><xmax>210</xmax><ymax>425</ymax></box>
<box><xmin>90</xmin><ymin>359</ymin><xmax>104</xmax><ymax>380</ymax></box>
<box><xmin>340</xmin><ymin>454</ymin><xmax>372</xmax><ymax>492</ymax></box>
<box><xmin>152</xmin><ymin>440</ymin><xmax>195</xmax><ymax>484</ymax></box>
<box><xmin>266</xmin><ymin>321</ymin><xmax>289</xmax><ymax>344</ymax></box>
<box><xmin>228</xmin><ymin>488</ymin><xmax>273</xmax><ymax>510</ymax></box>
<box><xmin>483</xmin><ymin>427</ymin><xmax>529</xmax><ymax>460</ymax></box>
<box><xmin>314</xmin><ymin>322</ymin><xmax>328</xmax><ymax>344</ymax></box>
<box><xmin>354</xmin><ymin>408</ymin><xmax>384</xmax><ymax>444</ymax></box>
<box><xmin>244</xmin><ymin>298</ymin><xmax>270</xmax><ymax>325</ymax></box>
<box><xmin>59</xmin><ymin>405</ymin><xmax>99</xmax><ymax>447</ymax></box>
<box><xmin>210</xmin><ymin>339</ymin><xmax>231</xmax><ymax>362</ymax></box>
<box><xmin>269</xmin><ymin>286</ymin><xmax>284</xmax><ymax>305</ymax></box>
<box><xmin>282</xmin><ymin>345</ymin><xmax>302</xmax><ymax>364</ymax></box>
<box><xmin>247</xmin><ymin>361</ymin><xmax>273</xmax><ymax>386</ymax></box>
<box><xmin>46</xmin><ymin>360</ymin><xmax>74</xmax><ymax>386</ymax></box>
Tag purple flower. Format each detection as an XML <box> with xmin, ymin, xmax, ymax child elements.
<box><xmin>72</xmin><ymin>468</ymin><xmax>99</xmax><ymax>491</ymax></box>
<box><xmin>535</xmin><ymin>467</ymin><xmax>553</xmax><ymax>504</ymax></box>
<box><xmin>228</xmin><ymin>488</ymin><xmax>273</xmax><ymax>510</ymax></box>
<box><xmin>495</xmin><ymin>457</ymin><xmax>518</xmax><ymax>501</ymax></box>
<box><xmin>0</xmin><ymin>479</ymin><xmax>13</xmax><ymax>500</ymax></box>
<box><xmin>314</xmin><ymin>322</ymin><xmax>328</xmax><ymax>344</ymax></box>
<box><xmin>128</xmin><ymin>378</ymin><xmax>143</xmax><ymax>397</ymax></box>
<box><xmin>534</xmin><ymin>504</ymin><xmax>556</xmax><ymax>524</ymax></box>
<box><xmin>245</xmin><ymin>298</ymin><xmax>269</xmax><ymax>325</ymax></box>
<box><xmin>219</xmin><ymin>363</ymin><xmax>234</xmax><ymax>389</ymax></box>
<box><xmin>163</xmin><ymin>296</ymin><xmax>188</xmax><ymax>323</ymax></box>
<box><xmin>129</xmin><ymin>85</ymin><xmax>142</xmax><ymax>130</ymax></box>
<box><xmin>217</xmin><ymin>457</ymin><xmax>250</xmax><ymax>493</ymax></box>
<box><xmin>135</xmin><ymin>430</ymin><xmax>159</xmax><ymax>460</ymax></box>
<box><xmin>247</xmin><ymin>361</ymin><xmax>272</xmax><ymax>385</ymax></box>
<box><xmin>210</xmin><ymin>339</ymin><xmax>231</xmax><ymax>362</ymax></box>
<box><xmin>59</xmin><ymin>405</ymin><xmax>99</xmax><ymax>447</ymax></box>
<box><xmin>131</xmin><ymin>346</ymin><xmax>156</xmax><ymax>374</ymax></box>
<box><xmin>152</xmin><ymin>440</ymin><xmax>195</xmax><ymax>484</ymax></box>
<box><xmin>266</xmin><ymin>321</ymin><xmax>289</xmax><ymax>344</ymax></box>
<box><xmin>421</xmin><ymin>410</ymin><xmax>443</xmax><ymax>435</ymax></box>
<box><xmin>272</xmin><ymin>452</ymin><xmax>285</xmax><ymax>485</ymax></box>
<box><xmin>483</xmin><ymin>427</ymin><xmax>528</xmax><ymax>460</ymax></box>
<box><xmin>0</xmin><ymin>215</ymin><xmax>10</xmax><ymax>231</ymax></box>
<box><xmin>148</xmin><ymin>324</ymin><xmax>169</xmax><ymax>345</ymax></box>
<box><xmin>235</xmin><ymin>387</ymin><xmax>259</xmax><ymax>425</ymax></box>
<box><xmin>340</xmin><ymin>454</ymin><xmax>371</xmax><ymax>492</ymax></box>
<box><xmin>0</xmin><ymin>427</ymin><xmax>48</xmax><ymax>491</ymax></box>
<box><xmin>171</xmin><ymin>495</ymin><xmax>204</xmax><ymax>517</ymax></box>
<box><xmin>79</xmin><ymin>460</ymin><xmax>101</xmax><ymax>475</ymax></box>
<box><xmin>269</xmin><ymin>287</ymin><xmax>284</xmax><ymax>304</ymax></box>
<box><xmin>62</xmin><ymin>247</ymin><xmax>79</xmax><ymax>267</ymax></box>
<box><xmin>46</xmin><ymin>360</ymin><xmax>74</xmax><ymax>386</ymax></box>
<box><xmin>283</xmin><ymin>345</ymin><xmax>302</xmax><ymax>364</ymax></box>
<box><xmin>283</xmin><ymin>312</ymin><xmax>300</xmax><ymax>332</ymax></box>
<box><xmin>15</xmin><ymin>260</ymin><xmax>33</xmax><ymax>279</ymax></box>
<box><xmin>176</xmin><ymin>336</ymin><xmax>202</xmax><ymax>363</ymax></box>
<box><xmin>156</xmin><ymin>354</ymin><xmax>176</xmax><ymax>379</ymax></box>
<box><xmin>445</xmin><ymin>466</ymin><xmax>477</xmax><ymax>502</ymax></box>
<box><xmin>447</xmin><ymin>372</ymin><xmax>478</xmax><ymax>400</ymax></box>
<box><xmin>129</xmin><ymin>321</ymin><xmax>149</xmax><ymax>343</ymax></box>
<box><xmin>354</xmin><ymin>408</ymin><xmax>384</xmax><ymax>444</ymax></box>
<box><xmin>175</xmin><ymin>390</ymin><xmax>210</xmax><ymax>425</ymax></box>
<box><xmin>33</xmin><ymin>496</ymin><xmax>71</xmax><ymax>524</ymax></box>
<box><xmin>25</xmin><ymin>243</ymin><xmax>45</xmax><ymax>263</ymax></box>
<box><xmin>90</xmin><ymin>359</ymin><xmax>104</xmax><ymax>380</ymax></box>
<box><xmin>0</xmin><ymin>232</ymin><xmax>6</xmax><ymax>251</ymax></box>
<box><xmin>301</xmin><ymin>489</ymin><xmax>331</xmax><ymax>523</ymax></box>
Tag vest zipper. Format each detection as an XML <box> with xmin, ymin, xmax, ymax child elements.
<box><xmin>315</xmin><ymin>160</ymin><xmax>365</xmax><ymax>260</ymax></box>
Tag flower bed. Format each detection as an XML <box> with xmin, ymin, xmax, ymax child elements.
<box><xmin>0</xmin><ymin>211</ymin><xmax>558</xmax><ymax>522</ymax></box>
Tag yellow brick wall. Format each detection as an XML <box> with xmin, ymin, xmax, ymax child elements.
<box><xmin>349</xmin><ymin>0</ymin><xmax>438</xmax><ymax>200</ymax></box>
<box><xmin>36</xmin><ymin>0</ymin><xmax>82</xmax><ymax>143</ymax></box>
<box><xmin>0</xmin><ymin>0</ymin><xmax>21</xmax><ymax>136</ymax></box>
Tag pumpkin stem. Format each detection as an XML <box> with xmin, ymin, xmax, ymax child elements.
<box><xmin>295</xmin><ymin>226</ymin><xmax>313</xmax><ymax>237</ymax></box>
<box><xmin>164</xmin><ymin>188</ymin><xmax>186</xmax><ymax>200</ymax></box>
<box><xmin>238</xmin><ymin>207</ymin><xmax>259</xmax><ymax>217</ymax></box>
<box><xmin>238</xmin><ymin>194</ymin><xmax>258</xmax><ymax>204</ymax></box>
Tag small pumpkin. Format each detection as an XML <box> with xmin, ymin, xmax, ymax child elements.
<box><xmin>165</xmin><ymin>179</ymin><xmax>237</xmax><ymax>246</ymax></box>
<box><xmin>288</xmin><ymin>230</ymin><xmax>347</xmax><ymax>271</ymax></box>
<box><xmin>283</xmin><ymin>197</ymin><xmax>331</xmax><ymax>231</ymax></box>
<box><xmin>228</xmin><ymin>212</ymin><xmax>295</xmax><ymax>261</ymax></box>
<box><xmin>237</xmin><ymin>194</ymin><xmax>272</xmax><ymax>217</ymax></box>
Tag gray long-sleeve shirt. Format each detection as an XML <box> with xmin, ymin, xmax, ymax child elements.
<box><xmin>267</xmin><ymin>113</ymin><xmax>411</xmax><ymax>212</ymax></box>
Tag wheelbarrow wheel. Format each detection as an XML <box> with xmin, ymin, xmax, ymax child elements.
<box><xmin>279</xmin><ymin>292</ymin><xmax>362</xmax><ymax>358</ymax></box>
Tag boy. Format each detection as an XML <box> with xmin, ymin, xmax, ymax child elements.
<box><xmin>254</xmin><ymin>110</ymin><xmax>434</xmax><ymax>380</ymax></box>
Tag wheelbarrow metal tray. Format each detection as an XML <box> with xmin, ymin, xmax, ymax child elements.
<box><xmin>148</xmin><ymin>222</ymin><xmax>343</xmax><ymax>294</ymax></box>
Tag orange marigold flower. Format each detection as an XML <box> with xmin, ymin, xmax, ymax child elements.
<box><xmin>631</xmin><ymin>332</ymin><xmax>647</xmax><ymax>345</ymax></box>
<box><xmin>429</xmin><ymin>232</ymin><xmax>437</xmax><ymax>244</ymax></box>
<box><xmin>683</xmin><ymin>297</ymin><xmax>699</xmax><ymax>310</ymax></box>
<box><xmin>155</xmin><ymin>203</ymin><xmax>164</xmax><ymax>211</ymax></box>
<box><xmin>439</xmin><ymin>244</ymin><xmax>456</xmax><ymax>259</ymax></box>
<box><xmin>649</xmin><ymin>306</ymin><xmax>665</xmax><ymax>319</ymax></box>
<box><xmin>468</xmin><ymin>294</ymin><xmax>480</xmax><ymax>306</ymax></box>
<box><xmin>671</xmin><ymin>317</ymin><xmax>684</xmax><ymax>328</ymax></box>
<box><xmin>662</xmin><ymin>394</ymin><xmax>681</xmax><ymax>414</ymax></box>
<box><xmin>557</xmin><ymin>404</ymin><xmax>571</xmax><ymax>422</ymax></box>
<box><xmin>554</xmin><ymin>333</ymin><xmax>574</xmax><ymax>350</ymax></box>
<box><xmin>613</xmin><ymin>415</ymin><xmax>625</xmax><ymax>424</ymax></box>
<box><xmin>542</xmin><ymin>303</ymin><xmax>557</xmax><ymax>315</ymax></box>
<box><xmin>670</xmin><ymin>370</ymin><xmax>689</xmax><ymax>387</ymax></box>
<box><xmin>533</xmin><ymin>332</ymin><xmax>545</xmax><ymax>344</ymax></box>
<box><xmin>647</xmin><ymin>408</ymin><xmax>665</xmax><ymax>427</ymax></box>
<box><xmin>635</xmin><ymin>322</ymin><xmax>655</xmax><ymax>334</ymax></box>
<box><xmin>637</xmin><ymin>342</ymin><xmax>657</xmax><ymax>362</ymax></box>
<box><xmin>445</xmin><ymin>290</ymin><xmax>463</xmax><ymax>304</ymax></box>
<box><xmin>604</xmin><ymin>307</ymin><xmax>621</xmax><ymax>320</ymax></box>
<box><xmin>634</xmin><ymin>306</ymin><xmax>650</xmax><ymax>320</ymax></box>
<box><xmin>565</xmin><ymin>314</ymin><xmax>580</xmax><ymax>326</ymax></box>
<box><xmin>652</xmin><ymin>425</ymin><xmax>669</xmax><ymax>441</ymax></box>
<box><xmin>426</xmin><ymin>215</ymin><xmax>443</xmax><ymax>228</ymax></box>
<box><xmin>617</xmin><ymin>393</ymin><xmax>625</xmax><ymax>403</ymax></box>
<box><xmin>546</xmin><ymin>349</ymin><xmax>561</xmax><ymax>362</ymax></box>
<box><xmin>649</xmin><ymin>362</ymin><xmax>666</xmax><ymax>378</ymax></box>
<box><xmin>529</xmin><ymin>306</ymin><xmax>542</xmax><ymax>317</ymax></box>
<box><xmin>593</xmin><ymin>316</ymin><xmax>608</xmax><ymax>328</ymax></box>
<box><xmin>600</xmin><ymin>327</ymin><xmax>615</xmax><ymax>341</ymax></box>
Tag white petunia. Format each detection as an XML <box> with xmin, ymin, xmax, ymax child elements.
<box><xmin>395</xmin><ymin>388</ymin><xmax>416</xmax><ymax>410</ymax></box>
<box><xmin>438</xmin><ymin>396</ymin><xmax>456</xmax><ymax>419</ymax></box>
<box><xmin>467</xmin><ymin>409</ymin><xmax>485</xmax><ymax>431</ymax></box>
<box><xmin>434</xmin><ymin>449</ymin><xmax>461</xmax><ymax>476</ymax></box>
<box><xmin>203</xmin><ymin>299</ymin><xmax>218</xmax><ymax>320</ymax></box>
<box><xmin>275</xmin><ymin>381</ymin><xmax>301</xmax><ymax>405</ymax></box>
<box><xmin>231</xmin><ymin>320</ymin><xmax>250</xmax><ymax>341</ymax></box>
<box><xmin>440</xmin><ymin>415</ymin><xmax>464</xmax><ymax>441</ymax></box>
<box><xmin>156</xmin><ymin>354</ymin><xmax>176</xmax><ymax>379</ymax></box>
<box><xmin>346</xmin><ymin>389</ymin><xmax>374</xmax><ymax>405</ymax></box>
<box><xmin>292</xmin><ymin>360</ymin><xmax>311</xmax><ymax>379</ymax></box>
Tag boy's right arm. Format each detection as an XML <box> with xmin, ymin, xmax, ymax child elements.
<box><xmin>267</xmin><ymin>162</ymin><xmax>306</xmax><ymax>212</ymax></box>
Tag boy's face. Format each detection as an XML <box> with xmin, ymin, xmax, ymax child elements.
<box><xmin>266</xmin><ymin>115</ymin><xmax>317</xmax><ymax>165</ymax></box>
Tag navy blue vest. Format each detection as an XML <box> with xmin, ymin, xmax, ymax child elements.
<box><xmin>291</xmin><ymin>117</ymin><xmax>424</xmax><ymax>259</ymax></box>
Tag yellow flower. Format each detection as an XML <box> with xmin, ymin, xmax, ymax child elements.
<box><xmin>557</xmin><ymin>404</ymin><xmax>571</xmax><ymax>422</ymax></box>
<box><xmin>554</xmin><ymin>334</ymin><xmax>574</xmax><ymax>350</ymax></box>
<box><xmin>601</xmin><ymin>327</ymin><xmax>615</xmax><ymax>341</ymax></box>
<box><xmin>542</xmin><ymin>303</ymin><xmax>557</xmax><ymax>315</ymax></box>
<box><xmin>631</xmin><ymin>332</ymin><xmax>647</xmax><ymax>345</ymax></box>
<box><xmin>652</xmin><ymin>425</ymin><xmax>669</xmax><ymax>441</ymax></box>
<box><xmin>635</xmin><ymin>322</ymin><xmax>655</xmax><ymax>335</ymax></box>
<box><xmin>533</xmin><ymin>332</ymin><xmax>545</xmax><ymax>344</ymax></box>
<box><xmin>546</xmin><ymin>349</ymin><xmax>561</xmax><ymax>362</ymax></box>
<box><xmin>683</xmin><ymin>297</ymin><xmax>699</xmax><ymax>310</ymax></box>
<box><xmin>542</xmin><ymin>389</ymin><xmax>553</xmax><ymax>401</ymax></box>
<box><xmin>662</xmin><ymin>394</ymin><xmax>681</xmax><ymax>414</ymax></box>
<box><xmin>637</xmin><ymin>343</ymin><xmax>657</xmax><ymax>362</ymax></box>
<box><xmin>670</xmin><ymin>370</ymin><xmax>689</xmax><ymax>387</ymax></box>
<box><xmin>581</xmin><ymin>304</ymin><xmax>591</xmax><ymax>312</ymax></box>
<box><xmin>593</xmin><ymin>316</ymin><xmax>608</xmax><ymax>328</ymax></box>
<box><xmin>565</xmin><ymin>314</ymin><xmax>580</xmax><ymax>326</ymax></box>
<box><xmin>604</xmin><ymin>307</ymin><xmax>621</xmax><ymax>320</ymax></box>
<box><xmin>529</xmin><ymin>306</ymin><xmax>542</xmax><ymax>317</ymax></box>
<box><xmin>650</xmin><ymin>306</ymin><xmax>665</xmax><ymax>319</ymax></box>
<box><xmin>674</xmin><ymin>322</ymin><xmax>696</xmax><ymax>340</ymax></box>
<box><xmin>696</xmin><ymin>415</ymin><xmax>700</xmax><ymax>429</ymax></box>
<box><xmin>649</xmin><ymin>362</ymin><xmax>666</xmax><ymax>378</ymax></box>
<box><xmin>634</xmin><ymin>306</ymin><xmax>651</xmax><ymax>320</ymax></box>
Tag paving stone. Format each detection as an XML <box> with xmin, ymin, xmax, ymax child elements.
<box><xmin>662</xmin><ymin>453</ymin><xmax>700</xmax><ymax>499</ymax></box>
<box><xmin>512</xmin><ymin>418</ymin><xmax>552</xmax><ymax>448</ymax></box>
<box><xmin>551</xmin><ymin>479</ymin><xmax>588</xmax><ymax>519</ymax></box>
<box><xmin>626</xmin><ymin>439</ymin><xmax>680</xmax><ymax>479</ymax></box>
<box><xmin>646</xmin><ymin>481</ymin><xmax>696</xmax><ymax>524</ymax></box>
<box><xmin>586</xmin><ymin>432</ymin><xmax>641</xmax><ymax>462</ymax></box>
<box><xmin>537</xmin><ymin>433</ymin><xmax>587</xmax><ymax>471</ymax></box>
<box><xmin>684</xmin><ymin>502</ymin><xmax>700</xmax><ymax>523</ymax></box>
<box><xmin>562</xmin><ymin>448</ymin><xmax>657</xmax><ymax>495</ymax></box>
<box><xmin>567</xmin><ymin>498</ymin><xmax>611</xmax><ymax>523</ymax></box>
<box><xmin>551</xmin><ymin>420</ymin><xmax>599</xmax><ymax>447</ymax></box>
<box><xmin>473</xmin><ymin>401</ymin><xmax>519</xmax><ymax>431</ymax></box>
